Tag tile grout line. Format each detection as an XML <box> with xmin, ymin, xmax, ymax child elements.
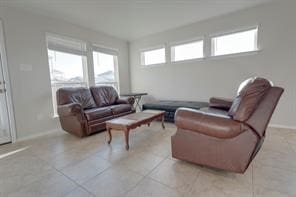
<box><xmin>123</xmin><ymin>154</ymin><xmax>170</xmax><ymax>197</ymax></box>
<box><xmin>147</xmin><ymin>164</ymin><xmax>202</xmax><ymax>197</ymax></box>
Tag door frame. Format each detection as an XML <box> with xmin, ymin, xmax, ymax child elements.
<box><xmin>0</xmin><ymin>19</ymin><xmax>17</xmax><ymax>143</ymax></box>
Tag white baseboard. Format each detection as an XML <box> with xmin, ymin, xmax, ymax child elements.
<box><xmin>16</xmin><ymin>128</ymin><xmax>62</xmax><ymax>142</ymax></box>
<box><xmin>269</xmin><ymin>124</ymin><xmax>296</xmax><ymax>131</ymax></box>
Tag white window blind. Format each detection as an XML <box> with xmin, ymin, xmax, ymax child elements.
<box><xmin>47</xmin><ymin>34</ymin><xmax>87</xmax><ymax>56</ymax></box>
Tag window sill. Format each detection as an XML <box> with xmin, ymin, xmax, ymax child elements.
<box><xmin>171</xmin><ymin>57</ymin><xmax>205</xmax><ymax>65</ymax></box>
<box><xmin>141</xmin><ymin>62</ymin><xmax>167</xmax><ymax>68</ymax></box>
<box><xmin>208</xmin><ymin>50</ymin><xmax>261</xmax><ymax>60</ymax></box>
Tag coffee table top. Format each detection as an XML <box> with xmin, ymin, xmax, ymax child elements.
<box><xmin>106</xmin><ymin>110</ymin><xmax>165</xmax><ymax>128</ymax></box>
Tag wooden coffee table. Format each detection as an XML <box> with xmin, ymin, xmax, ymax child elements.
<box><xmin>106</xmin><ymin>110</ymin><xmax>165</xmax><ymax>150</ymax></box>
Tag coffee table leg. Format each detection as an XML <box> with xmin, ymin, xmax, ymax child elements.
<box><xmin>124</xmin><ymin>129</ymin><xmax>130</xmax><ymax>150</ymax></box>
<box><xmin>161</xmin><ymin>115</ymin><xmax>165</xmax><ymax>129</ymax></box>
<box><xmin>107</xmin><ymin>128</ymin><xmax>112</xmax><ymax>144</ymax></box>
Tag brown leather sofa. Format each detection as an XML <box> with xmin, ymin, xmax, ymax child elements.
<box><xmin>57</xmin><ymin>86</ymin><xmax>135</xmax><ymax>137</ymax></box>
<box><xmin>172</xmin><ymin>77</ymin><xmax>284</xmax><ymax>173</ymax></box>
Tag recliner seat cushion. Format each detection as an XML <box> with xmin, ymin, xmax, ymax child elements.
<box><xmin>90</xmin><ymin>86</ymin><xmax>119</xmax><ymax>107</ymax></box>
<box><xmin>110</xmin><ymin>104</ymin><xmax>132</xmax><ymax>115</ymax></box>
<box><xmin>228</xmin><ymin>78</ymin><xmax>272</xmax><ymax>122</ymax></box>
<box><xmin>56</xmin><ymin>87</ymin><xmax>96</xmax><ymax>109</ymax></box>
<box><xmin>84</xmin><ymin>107</ymin><xmax>113</xmax><ymax>121</ymax></box>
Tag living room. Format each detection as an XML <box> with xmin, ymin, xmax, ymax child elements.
<box><xmin>0</xmin><ymin>0</ymin><xmax>294</xmax><ymax>196</ymax></box>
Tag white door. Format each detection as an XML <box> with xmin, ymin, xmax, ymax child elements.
<box><xmin>0</xmin><ymin>26</ymin><xmax>11</xmax><ymax>144</ymax></box>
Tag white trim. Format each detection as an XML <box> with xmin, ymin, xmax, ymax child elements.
<box><xmin>91</xmin><ymin>44</ymin><xmax>119</xmax><ymax>56</ymax></box>
<box><xmin>140</xmin><ymin>46</ymin><xmax>166</xmax><ymax>66</ymax></box>
<box><xmin>207</xmin><ymin>50</ymin><xmax>261</xmax><ymax>60</ymax></box>
<box><xmin>16</xmin><ymin>128</ymin><xmax>62</xmax><ymax>142</ymax></box>
<box><xmin>171</xmin><ymin>57</ymin><xmax>205</xmax><ymax>65</ymax></box>
<box><xmin>140</xmin><ymin>62</ymin><xmax>167</xmax><ymax>68</ymax></box>
<box><xmin>0</xmin><ymin>20</ymin><xmax>17</xmax><ymax>143</ymax></box>
<box><xmin>170</xmin><ymin>38</ymin><xmax>205</xmax><ymax>62</ymax></box>
<box><xmin>47</xmin><ymin>43</ymin><xmax>87</xmax><ymax>56</ymax></box>
<box><xmin>269</xmin><ymin>124</ymin><xmax>296</xmax><ymax>131</ymax></box>
<box><xmin>210</xmin><ymin>26</ymin><xmax>259</xmax><ymax>57</ymax></box>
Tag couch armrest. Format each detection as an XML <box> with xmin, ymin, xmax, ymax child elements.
<box><xmin>209</xmin><ymin>97</ymin><xmax>233</xmax><ymax>110</ymax></box>
<box><xmin>57</xmin><ymin>103</ymin><xmax>83</xmax><ymax>117</ymax></box>
<box><xmin>116</xmin><ymin>97</ymin><xmax>135</xmax><ymax>105</ymax></box>
<box><xmin>175</xmin><ymin>108</ymin><xmax>246</xmax><ymax>138</ymax></box>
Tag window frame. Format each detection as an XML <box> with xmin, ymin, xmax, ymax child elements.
<box><xmin>91</xmin><ymin>45</ymin><xmax>120</xmax><ymax>92</ymax></box>
<box><xmin>46</xmin><ymin>33</ymin><xmax>89</xmax><ymax>118</ymax></box>
<box><xmin>140</xmin><ymin>45</ymin><xmax>166</xmax><ymax>67</ymax></box>
<box><xmin>170</xmin><ymin>37</ymin><xmax>205</xmax><ymax>63</ymax></box>
<box><xmin>210</xmin><ymin>26</ymin><xmax>259</xmax><ymax>58</ymax></box>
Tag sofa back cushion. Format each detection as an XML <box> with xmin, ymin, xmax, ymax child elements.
<box><xmin>90</xmin><ymin>86</ymin><xmax>119</xmax><ymax>107</ymax></box>
<box><xmin>246</xmin><ymin>87</ymin><xmax>284</xmax><ymax>137</ymax></box>
<box><xmin>56</xmin><ymin>87</ymin><xmax>96</xmax><ymax>109</ymax></box>
<box><xmin>228</xmin><ymin>78</ymin><xmax>272</xmax><ymax>122</ymax></box>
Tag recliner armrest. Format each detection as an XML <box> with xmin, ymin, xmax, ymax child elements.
<box><xmin>116</xmin><ymin>97</ymin><xmax>135</xmax><ymax>105</ymax></box>
<box><xmin>175</xmin><ymin>108</ymin><xmax>246</xmax><ymax>139</ymax></box>
<box><xmin>57</xmin><ymin>103</ymin><xmax>83</xmax><ymax>117</ymax></box>
<box><xmin>209</xmin><ymin>97</ymin><xmax>233</xmax><ymax>110</ymax></box>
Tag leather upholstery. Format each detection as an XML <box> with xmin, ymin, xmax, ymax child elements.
<box><xmin>116</xmin><ymin>97</ymin><xmax>135</xmax><ymax>105</ymax></box>
<box><xmin>84</xmin><ymin>107</ymin><xmax>113</xmax><ymax>121</ymax></box>
<box><xmin>110</xmin><ymin>104</ymin><xmax>132</xmax><ymax>115</ymax></box>
<box><xmin>172</xmin><ymin>77</ymin><xmax>284</xmax><ymax>173</ymax></box>
<box><xmin>57</xmin><ymin>86</ymin><xmax>135</xmax><ymax>137</ymax></box>
<box><xmin>56</xmin><ymin>87</ymin><xmax>96</xmax><ymax>109</ymax></box>
<box><xmin>175</xmin><ymin>108</ymin><xmax>246</xmax><ymax>139</ymax></box>
<box><xmin>90</xmin><ymin>86</ymin><xmax>119</xmax><ymax>107</ymax></box>
<box><xmin>209</xmin><ymin>97</ymin><xmax>233</xmax><ymax>110</ymax></box>
<box><xmin>228</xmin><ymin>78</ymin><xmax>272</xmax><ymax>122</ymax></box>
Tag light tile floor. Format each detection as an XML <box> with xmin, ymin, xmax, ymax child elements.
<box><xmin>0</xmin><ymin>122</ymin><xmax>296</xmax><ymax>197</ymax></box>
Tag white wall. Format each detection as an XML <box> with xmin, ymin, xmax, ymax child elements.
<box><xmin>0</xmin><ymin>7</ymin><xmax>131</xmax><ymax>140</ymax></box>
<box><xmin>130</xmin><ymin>0</ymin><xmax>296</xmax><ymax>127</ymax></box>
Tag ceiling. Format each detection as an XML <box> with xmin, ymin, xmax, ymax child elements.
<box><xmin>0</xmin><ymin>0</ymin><xmax>274</xmax><ymax>41</ymax></box>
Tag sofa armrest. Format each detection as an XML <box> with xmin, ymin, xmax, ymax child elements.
<box><xmin>209</xmin><ymin>97</ymin><xmax>233</xmax><ymax>110</ymax></box>
<box><xmin>57</xmin><ymin>103</ymin><xmax>83</xmax><ymax>117</ymax></box>
<box><xmin>175</xmin><ymin>108</ymin><xmax>246</xmax><ymax>138</ymax></box>
<box><xmin>116</xmin><ymin>97</ymin><xmax>135</xmax><ymax>105</ymax></box>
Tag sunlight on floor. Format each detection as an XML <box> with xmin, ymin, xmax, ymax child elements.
<box><xmin>0</xmin><ymin>147</ymin><xmax>29</xmax><ymax>159</ymax></box>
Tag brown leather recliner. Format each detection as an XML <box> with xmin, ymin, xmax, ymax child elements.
<box><xmin>172</xmin><ymin>77</ymin><xmax>284</xmax><ymax>173</ymax></box>
<box><xmin>57</xmin><ymin>86</ymin><xmax>135</xmax><ymax>137</ymax></box>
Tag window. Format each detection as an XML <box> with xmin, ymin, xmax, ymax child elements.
<box><xmin>171</xmin><ymin>40</ymin><xmax>204</xmax><ymax>62</ymax></box>
<box><xmin>47</xmin><ymin>34</ymin><xmax>88</xmax><ymax>116</ymax></box>
<box><xmin>211</xmin><ymin>27</ymin><xmax>258</xmax><ymax>56</ymax></box>
<box><xmin>93</xmin><ymin>50</ymin><xmax>119</xmax><ymax>91</ymax></box>
<box><xmin>141</xmin><ymin>47</ymin><xmax>166</xmax><ymax>66</ymax></box>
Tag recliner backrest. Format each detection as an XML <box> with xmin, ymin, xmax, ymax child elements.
<box><xmin>246</xmin><ymin>87</ymin><xmax>284</xmax><ymax>137</ymax></box>
<box><xmin>228</xmin><ymin>77</ymin><xmax>273</xmax><ymax>122</ymax></box>
<box><xmin>90</xmin><ymin>86</ymin><xmax>119</xmax><ymax>107</ymax></box>
<box><xmin>56</xmin><ymin>87</ymin><xmax>96</xmax><ymax>109</ymax></box>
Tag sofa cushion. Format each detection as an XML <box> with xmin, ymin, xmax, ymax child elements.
<box><xmin>90</xmin><ymin>86</ymin><xmax>119</xmax><ymax>107</ymax></box>
<box><xmin>228</xmin><ymin>78</ymin><xmax>272</xmax><ymax>122</ymax></box>
<box><xmin>56</xmin><ymin>87</ymin><xmax>96</xmax><ymax>109</ymax></box>
<box><xmin>110</xmin><ymin>104</ymin><xmax>132</xmax><ymax>115</ymax></box>
<box><xmin>84</xmin><ymin>107</ymin><xmax>113</xmax><ymax>121</ymax></box>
